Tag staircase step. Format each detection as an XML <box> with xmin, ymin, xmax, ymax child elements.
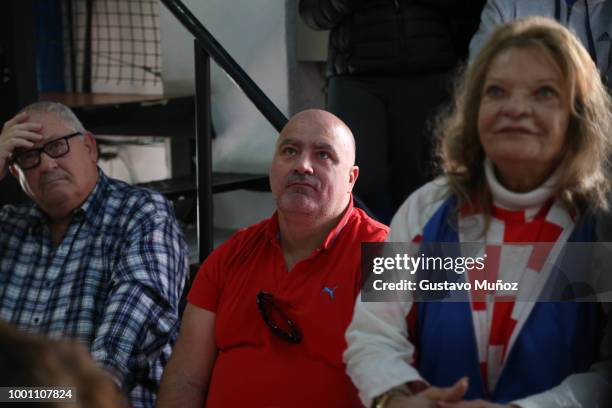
<box><xmin>136</xmin><ymin>173</ymin><xmax>269</xmax><ymax>199</ymax></box>
<box><xmin>40</xmin><ymin>92</ymin><xmax>195</xmax><ymax>138</ymax></box>
<box><xmin>212</xmin><ymin>172</ymin><xmax>269</xmax><ymax>193</ymax></box>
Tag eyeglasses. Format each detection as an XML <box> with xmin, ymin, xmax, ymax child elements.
<box><xmin>12</xmin><ymin>132</ymin><xmax>82</xmax><ymax>170</ymax></box>
<box><xmin>256</xmin><ymin>291</ymin><xmax>302</xmax><ymax>344</ymax></box>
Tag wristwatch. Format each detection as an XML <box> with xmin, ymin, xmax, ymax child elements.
<box><xmin>372</xmin><ymin>382</ymin><xmax>429</xmax><ymax>408</ymax></box>
<box><xmin>373</xmin><ymin>389</ymin><xmax>402</xmax><ymax>408</ymax></box>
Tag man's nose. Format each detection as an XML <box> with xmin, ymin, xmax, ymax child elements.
<box><xmin>293</xmin><ymin>154</ymin><xmax>314</xmax><ymax>174</ymax></box>
<box><xmin>38</xmin><ymin>151</ymin><xmax>59</xmax><ymax>171</ymax></box>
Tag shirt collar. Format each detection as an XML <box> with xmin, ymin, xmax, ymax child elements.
<box><xmin>79</xmin><ymin>168</ymin><xmax>108</xmax><ymax>222</ymax></box>
<box><xmin>484</xmin><ymin>158</ymin><xmax>560</xmax><ymax>211</ymax></box>
<box><xmin>265</xmin><ymin>195</ymin><xmax>355</xmax><ymax>251</ymax></box>
<box><xmin>25</xmin><ymin>204</ymin><xmax>44</xmax><ymax>226</ymax></box>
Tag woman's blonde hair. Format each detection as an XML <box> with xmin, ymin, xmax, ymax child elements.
<box><xmin>435</xmin><ymin>16</ymin><xmax>612</xmax><ymax>216</ymax></box>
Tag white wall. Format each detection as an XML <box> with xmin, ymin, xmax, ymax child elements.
<box><xmin>159</xmin><ymin>1</ymin><xmax>327</xmax><ymax>230</ymax></box>
<box><xmin>159</xmin><ymin>0</ymin><xmax>288</xmax><ymax>174</ymax></box>
<box><xmin>160</xmin><ymin>0</ymin><xmax>292</xmax><ymax>230</ymax></box>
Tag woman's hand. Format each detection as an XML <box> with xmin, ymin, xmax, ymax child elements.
<box><xmin>0</xmin><ymin>112</ymin><xmax>42</xmax><ymax>179</ymax></box>
<box><xmin>383</xmin><ymin>378</ymin><xmax>469</xmax><ymax>407</ymax></box>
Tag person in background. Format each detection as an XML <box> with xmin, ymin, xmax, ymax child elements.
<box><xmin>0</xmin><ymin>321</ymin><xmax>127</xmax><ymax>408</ymax></box>
<box><xmin>156</xmin><ymin>109</ymin><xmax>388</xmax><ymax>408</ymax></box>
<box><xmin>345</xmin><ymin>17</ymin><xmax>612</xmax><ymax>408</ymax></box>
<box><xmin>470</xmin><ymin>0</ymin><xmax>612</xmax><ymax>88</ymax></box>
<box><xmin>0</xmin><ymin>102</ymin><xmax>188</xmax><ymax>408</ymax></box>
<box><xmin>299</xmin><ymin>0</ymin><xmax>486</xmax><ymax>223</ymax></box>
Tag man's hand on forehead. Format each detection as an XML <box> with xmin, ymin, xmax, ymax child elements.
<box><xmin>0</xmin><ymin>112</ymin><xmax>44</xmax><ymax>179</ymax></box>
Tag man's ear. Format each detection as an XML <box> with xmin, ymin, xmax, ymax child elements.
<box><xmin>82</xmin><ymin>132</ymin><xmax>98</xmax><ymax>162</ymax></box>
<box><xmin>348</xmin><ymin>166</ymin><xmax>359</xmax><ymax>191</ymax></box>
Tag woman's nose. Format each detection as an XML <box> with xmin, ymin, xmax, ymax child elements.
<box><xmin>501</xmin><ymin>93</ymin><xmax>532</xmax><ymax>117</ymax></box>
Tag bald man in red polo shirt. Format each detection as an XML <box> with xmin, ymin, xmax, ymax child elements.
<box><xmin>157</xmin><ymin>109</ymin><xmax>388</xmax><ymax>408</ymax></box>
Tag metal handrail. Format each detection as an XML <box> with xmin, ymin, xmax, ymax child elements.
<box><xmin>160</xmin><ymin>0</ymin><xmax>288</xmax><ymax>132</ymax></box>
<box><xmin>160</xmin><ymin>0</ymin><xmax>290</xmax><ymax>262</ymax></box>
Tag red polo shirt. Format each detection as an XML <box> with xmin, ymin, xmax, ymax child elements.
<box><xmin>188</xmin><ymin>198</ymin><xmax>388</xmax><ymax>407</ymax></box>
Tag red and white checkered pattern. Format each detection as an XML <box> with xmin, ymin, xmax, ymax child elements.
<box><xmin>390</xmin><ymin>176</ymin><xmax>575</xmax><ymax>392</ymax></box>
<box><xmin>458</xmin><ymin>199</ymin><xmax>574</xmax><ymax>392</ymax></box>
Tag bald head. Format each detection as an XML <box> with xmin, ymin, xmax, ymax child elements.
<box><xmin>269</xmin><ymin>109</ymin><xmax>359</xmax><ymax>220</ymax></box>
<box><xmin>278</xmin><ymin>109</ymin><xmax>356</xmax><ymax>166</ymax></box>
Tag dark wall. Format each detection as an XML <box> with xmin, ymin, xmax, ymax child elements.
<box><xmin>0</xmin><ymin>0</ymin><xmax>37</xmax><ymax>206</ymax></box>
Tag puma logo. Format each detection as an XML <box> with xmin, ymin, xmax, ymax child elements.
<box><xmin>322</xmin><ymin>286</ymin><xmax>337</xmax><ymax>300</ymax></box>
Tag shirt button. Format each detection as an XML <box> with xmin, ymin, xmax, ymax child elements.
<box><xmin>33</xmin><ymin>316</ymin><xmax>41</xmax><ymax>324</ymax></box>
<box><xmin>44</xmin><ymin>281</ymin><xmax>52</xmax><ymax>288</ymax></box>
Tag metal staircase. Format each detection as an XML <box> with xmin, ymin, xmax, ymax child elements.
<box><xmin>37</xmin><ymin>0</ymin><xmax>373</xmax><ymax>268</ymax></box>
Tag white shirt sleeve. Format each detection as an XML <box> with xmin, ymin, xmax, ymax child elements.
<box><xmin>343</xmin><ymin>181</ymin><xmax>448</xmax><ymax>407</ymax></box>
<box><xmin>344</xmin><ymin>298</ymin><xmax>420</xmax><ymax>407</ymax></box>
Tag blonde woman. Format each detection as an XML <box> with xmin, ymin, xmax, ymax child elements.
<box><xmin>345</xmin><ymin>17</ymin><xmax>612</xmax><ymax>408</ymax></box>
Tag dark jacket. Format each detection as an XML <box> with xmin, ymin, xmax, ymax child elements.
<box><xmin>299</xmin><ymin>0</ymin><xmax>485</xmax><ymax>77</ymax></box>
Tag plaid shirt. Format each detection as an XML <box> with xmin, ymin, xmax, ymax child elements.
<box><xmin>0</xmin><ymin>170</ymin><xmax>188</xmax><ymax>408</ymax></box>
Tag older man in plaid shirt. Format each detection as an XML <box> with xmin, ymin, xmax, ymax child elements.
<box><xmin>0</xmin><ymin>101</ymin><xmax>188</xmax><ymax>407</ymax></box>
